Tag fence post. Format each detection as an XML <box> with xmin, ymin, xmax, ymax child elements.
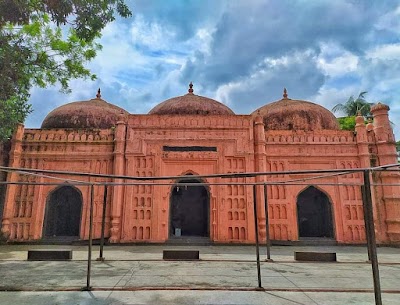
<box><xmin>253</xmin><ymin>184</ymin><xmax>262</xmax><ymax>289</ymax></box>
<box><xmin>361</xmin><ymin>185</ymin><xmax>372</xmax><ymax>262</ymax></box>
<box><xmin>98</xmin><ymin>185</ymin><xmax>108</xmax><ymax>261</ymax></box>
<box><xmin>362</xmin><ymin>170</ymin><xmax>382</xmax><ymax>305</ymax></box>
<box><xmin>85</xmin><ymin>184</ymin><xmax>95</xmax><ymax>291</ymax></box>
<box><xmin>263</xmin><ymin>184</ymin><xmax>272</xmax><ymax>261</ymax></box>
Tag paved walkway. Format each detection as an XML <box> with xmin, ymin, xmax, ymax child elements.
<box><xmin>0</xmin><ymin>244</ymin><xmax>399</xmax><ymax>304</ymax></box>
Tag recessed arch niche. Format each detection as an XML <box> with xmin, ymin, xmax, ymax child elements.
<box><xmin>296</xmin><ymin>186</ymin><xmax>334</xmax><ymax>238</ymax></box>
<box><xmin>169</xmin><ymin>174</ymin><xmax>210</xmax><ymax>238</ymax></box>
<box><xmin>43</xmin><ymin>185</ymin><xmax>83</xmax><ymax>237</ymax></box>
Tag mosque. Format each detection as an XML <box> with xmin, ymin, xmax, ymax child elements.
<box><xmin>0</xmin><ymin>83</ymin><xmax>399</xmax><ymax>244</ymax></box>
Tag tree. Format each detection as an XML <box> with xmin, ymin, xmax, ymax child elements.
<box><xmin>332</xmin><ymin>91</ymin><xmax>374</xmax><ymax>131</ymax></box>
<box><xmin>337</xmin><ymin>116</ymin><xmax>357</xmax><ymax>131</ymax></box>
<box><xmin>0</xmin><ymin>0</ymin><xmax>132</xmax><ymax>141</ymax></box>
<box><xmin>332</xmin><ymin>91</ymin><xmax>373</xmax><ymax>117</ymax></box>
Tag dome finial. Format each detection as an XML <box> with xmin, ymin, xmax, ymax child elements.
<box><xmin>283</xmin><ymin>88</ymin><xmax>288</xmax><ymax>99</ymax></box>
<box><xmin>188</xmin><ymin>82</ymin><xmax>194</xmax><ymax>94</ymax></box>
<box><xmin>96</xmin><ymin>88</ymin><xmax>101</xmax><ymax>99</ymax></box>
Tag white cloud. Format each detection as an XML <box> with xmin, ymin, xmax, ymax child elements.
<box><xmin>375</xmin><ymin>5</ymin><xmax>400</xmax><ymax>33</ymax></box>
<box><xmin>317</xmin><ymin>43</ymin><xmax>359</xmax><ymax>77</ymax></box>
<box><xmin>366</xmin><ymin>43</ymin><xmax>400</xmax><ymax>60</ymax></box>
<box><xmin>130</xmin><ymin>15</ymin><xmax>176</xmax><ymax>50</ymax></box>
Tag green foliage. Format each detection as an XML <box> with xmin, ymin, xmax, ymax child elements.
<box><xmin>337</xmin><ymin>116</ymin><xmax>356</xmax><ymax>131</ymax></box>
<box><xmin>396</xmin><ymin>140</ymin><xmax>400</xmax><ymax>152</ymax></box>
<box><xmin>332</xmin><ymin>91</ymin><xmax>373</xmax><ymax>117</ymax></box>
<box><xmin>0</xmin><ymin>0</ymin><xmax>132</xmax><ymax>141</ymax></box>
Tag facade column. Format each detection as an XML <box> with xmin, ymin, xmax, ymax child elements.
<box><xmin>370</xmin><ymin>103</ymin><xmax>400</xmax><ymax>243</ymax></box>
<box><xmin>1</xmin><ymin>124</ymin><xmax>24</xmax><ymax>239</ymax></box>
<box><xmin>355</xmin><ymin>113</ymin><xmax>370</xmax><ymax>168</ymax></box>
<box><xmin>109</xmin><ymin>117</ymin><xmax>127</xmax><ymax>243</ymax></box>
<box><xmin>253</xmin><ymin>115</ymin><xmax>267</xmax><ymax>240</ymax></box>
<box><xmin>355</xmin><ymin>113</ymin><xmax>385</xmax><ymax>241</ymax></box>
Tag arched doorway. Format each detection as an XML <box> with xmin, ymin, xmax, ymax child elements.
<box><xmin>170</xmin><ymin>176</ymin><xmax>209</xmax><ymax>238</ymax></box>
<box><xmin>44</xmin><ymin>185</ymin><xmax>82</xmax><ymax>237</ymax></box>
<box><xmin>297</xmin><ymin>186</ymin><xmax>334</xmax><ymax>238</ymax></box>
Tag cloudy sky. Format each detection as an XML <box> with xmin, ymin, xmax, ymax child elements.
<box><xmin>27</xmin><ymin>0</ymin><xmax>400</xmax><ymax>138</ymax></box>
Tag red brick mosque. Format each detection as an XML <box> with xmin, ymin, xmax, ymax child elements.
<box><xmin>0</xmin><ymin>84</ymin><xmax>399</xmax><ymax>244</ymax></box>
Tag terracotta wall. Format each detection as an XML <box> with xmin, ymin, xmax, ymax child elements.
<box><xmin>263</xmin><ymin>129</ymin><xmax>365</xmax><ymax>243</ymax></box>
<box><xmin>2</xmin><ymin>108</ymin><xmax>399</xmax><ymax>245</ymax></box>
<box><xmin>0</xmin><ymin>141</ymin><xmax>11</xmax><ymax>227</ymax></box>
<box><xmin>116</xmin><ymin>114</ymin><xmax>256</xmax><ymax>243</ymax></box>
<box><xmin>4</xmin><ymin>128</ymin><xmax>115</xmax><ymax>241</ymax></box>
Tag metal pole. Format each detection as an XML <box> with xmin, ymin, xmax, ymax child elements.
<box><xmin>263</xmin><ymin>184</ymin><xmax>271</xmax><ymax>261</ymax></box>
<box><xmin>98</xmin><ymin>185</ymin><xmax>108</xmax><ymax>261</ymax></box>
<box><xmin>85</xmin><ymin>184</ymin><xmax>95</xmax><ymax>291</ymax></box>
<box><xmin>361</xmin><ymin>185</ymin><xmax>371</xmax><ymax>262</ymax></box>
<box><xmin>362</xmin><ymin>170</ymin><xmax>382</xmax><ymax>305</ymax></box>
<box><xmin>253</xmin><ymin>185</ymin><xmax>262</xmax><ymax>289</ymax></box>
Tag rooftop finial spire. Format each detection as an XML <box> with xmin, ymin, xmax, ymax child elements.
<box><xmin>283</xmin><ymin>88</ymin><xmax>288</xmax><ymax>99</ymax></box>
<box><xmin>188</xmin><ymin>82</ymin><xmax>194</xmax><ymax>94</ymax></box>
<box><xmin>96</xmin><ymin>88</ymin><xmax>101</xmax><ymax>99</ymax></box>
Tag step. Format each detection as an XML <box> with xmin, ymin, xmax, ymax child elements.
<box><xmin>294</xmin><ymin>251</ymin><xmax>337</xmax><ymax>262</ymax></box>
<box><xmin>27</xmin><ymin>249</ymin><xmax>72</xmax><ymax>261</ymax></box>
<box><xmin>163</xmin><ymin>250</ymin><xmax>200</xmax><ymax>260</ymax></box>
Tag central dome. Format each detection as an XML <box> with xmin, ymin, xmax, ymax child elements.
<box><xmin>149</xmin><ymin>83</ymin><xmax>235</xmax><ymax>115</ymax></box>
<box><xmin>252</xmin><ymin>89</ymin><xmax>339</xmax><ymax>131</ymax></box>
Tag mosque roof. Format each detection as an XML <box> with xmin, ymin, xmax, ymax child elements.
<box><xmin>148</xmin><ymin>82</ymin><xmax>235</xmax><ymax>115</ymax></box>
<box><xmin>252</xmin><ymin>88</ymin><xmax>340</xmax><ymax>131</ymax></box>
<box><xmin>41</xmin><ymin>89</ymin><xmax>128</xmax><ymax>129</ymax></box>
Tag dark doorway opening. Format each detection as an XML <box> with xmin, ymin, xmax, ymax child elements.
<box><xmin>44</xmin><ymin>185</ymin><xmax>82</xmax><ymax>237</ymax></box>
<box><xmin>170</xmin><ymin>177</ymin><xmax>209</xmax><ymax>238</ymax></box>
<box><xmin>297</xmin><ymin>186</ymin><xmax>334</xmax><ymax>238</ymax></box>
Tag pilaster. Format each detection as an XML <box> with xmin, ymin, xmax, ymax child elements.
<box><xmin>1</xmin><ymin>124</ymin><xmax>24</xmax><ymax>239</ymax></box>
<box><xmin>253</xmin><ymin>115</ymin><xmax>267</xmax><ymax>240</ymax></box>
<box><xmin>109</xmin><ymin>118</ymin><xmax>127</xmax><ymax>242</ymax></box>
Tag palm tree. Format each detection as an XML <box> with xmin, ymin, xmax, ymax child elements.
<box><xmin>332</xmin><ymin>91</ymin><xmax>373</xmax><ymax>117</ymax></box>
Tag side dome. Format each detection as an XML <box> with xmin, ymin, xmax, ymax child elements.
<box><xmin>41</xmin><ymin>90</ymin><xmax>129</xmax><ymax>129</ymax></box>
<box><xmin>149</xmin><ymin>83</ymin><xmax>234</xmax><ymax>115</ymax></box>
<box><xmin>252</xmin><ymin>89</ymin><xmax>339</xmax><ymax>131</ymax></box>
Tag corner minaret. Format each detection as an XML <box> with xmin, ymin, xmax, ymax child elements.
<box><xmin>370</xmin><ymin>103</ymin><xmax>397</xmax><ymax>164</ymax></box>
<box><xmin>370</xmin><ymin>102</ymin><xmax>400</xmax><ymax>243</ymax></box>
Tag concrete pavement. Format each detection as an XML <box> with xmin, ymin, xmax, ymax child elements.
<box><xmin>0</xmin><ymin>244</ymin><xmax>399</xmax><ymax>304</ymax></box>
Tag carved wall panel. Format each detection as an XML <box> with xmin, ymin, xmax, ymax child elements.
<box><xmin>224</xmin><ymin>157</ymin><xmax>249</xmax><ymax>241</ymax></box>
<box><xmin>9</xmin><ymin>158</ymin><xmax>38</xmax><ymax>240</ymax></box>
<box><xmin>121</xmin><ymin>156</ymin><xmax>154</xmax><ymax>241</ymax></box>
<box><xmin>336</xmin><ymin>160</ymin><xmax>366</xmax><ymax>242</ymax></box>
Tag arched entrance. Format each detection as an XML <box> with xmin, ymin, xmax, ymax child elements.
<box><xmin>44</xmin><ymin>185</ymin><xmax>82</xmax><ymax>237</ymax></box>
<box><xmin>170</xmin><ymin>176</ymin><xmax>209</xmax><ymax>238</ymax></box>
<box><xmin>297</xmin><ymin>186</ymin><xmax>334</xmax><ymax>238</ymax></box>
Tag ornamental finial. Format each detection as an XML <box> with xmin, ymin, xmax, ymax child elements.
<box><xmin>283</xmin><ymin>88</ymin><xmax>288</xmax><ymax>99</ymax></box>
<box><xmin>188</xmin><ymin>82</ymin><xmax>194</xmax><ymax>94</ymax></box>
<box><xmin>96</xmin><ymin>88</ymin><xmax>101</xmax><ymax>99</ymax></box>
